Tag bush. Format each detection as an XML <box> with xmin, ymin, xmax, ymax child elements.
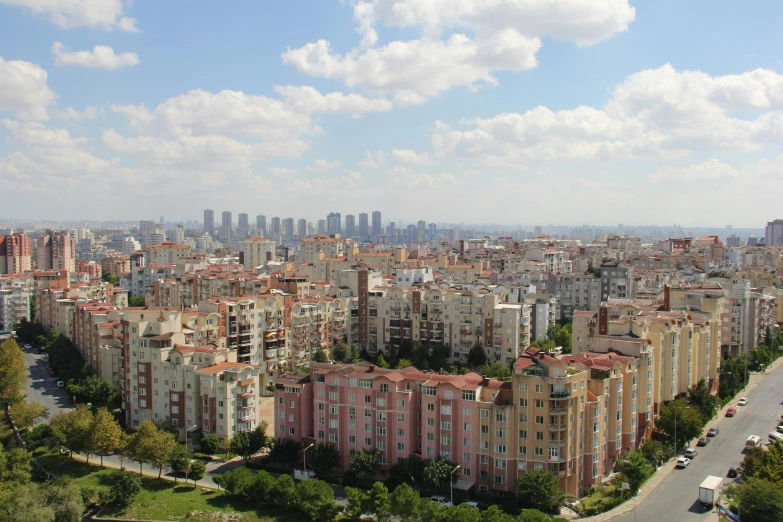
<box><xmin>199</xmin><ymin>434</ymin><xmax>221</xmax><ymax>455</ymax></box>
<box><xmin>111</xmin><ymin>469</ymin><xmax>141</xmax><ymax>506</ymax></box>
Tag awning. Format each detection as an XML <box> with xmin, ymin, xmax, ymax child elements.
<box><xmin>453</xmin><ymin>479</ymin><xmax>475</xmax><ymax>491</ymax></box>
<box><xmin>265</xmin><ymin>332</ymin><xmax>276</xmax><ymax>338</ymax></box>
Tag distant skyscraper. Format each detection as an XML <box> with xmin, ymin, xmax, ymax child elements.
<box><xmin>139</xmin><ymin>220</ymin><xmax>156</xmax><ymax>234</ymax></box>
<box><xmin>270</xmin><ymin>217</ymin><xmax>281</xmax><ymax>235</ymax></box>
<box><xmin>417</xmin><ymin>220</ymin><xmax>426</xmax><ymax>241</ymax></box>
<box><xmin>534</xmin><ymin>225</ymin><xmax>542</xmax><ymax>237</ymax></box>
<box><xmin>345</xmin><ymin>214</ymin><xmax>356</xmax><ymax>237</ymax></box>
<box><xmin>327</xmin><ymin>212</ymin><xmax>341</xmax><ymax>234</ymax></box>
<box><xmin>317</xmin><ymin>219</ymin><xmax>327</xmax><ymax>235</ymax></box>
<box><xmin>222</xmin><ymin>211</ymin><xmax>232</xmax><ymax>228</ymax></box>
<box><xmin>372</xmin><ymin>211</ymin><xmax>382</xmax><ymax>236</ymax></box>
<box><xmin>256</xmin><ymin>215</ymin><xmax>266</xmax><ymax>237</ymax></box>
<box><xmin>160</xmin><ymin>216</ymin><xmax>165</xmax><ymax>226</ymax></box>
<box><xmin>297</xmin><ymin>219</ymin><xmax>307</xmax><ymax>239</ymax></box>
<box><xmin>765</xmin><ymin>219</ymin><xmax>783</xmax><ymax>246</ymax></box>
<box><xmin>238</xmin><ymin>213</ymin><xmax>249</xmax><ymax>230</ymax></box>
<box><xmin>359</xmin><ymin>213</ymin><xmax>369</xmax><ymax>238</ymax></box>
<box><xmin>282</xmin><ymin>218</ymin><xmax>294</xmax><ymax>238</ymax></box>
<box><xmin>388</xmin><ymin>222</ymin><xmax>396</xmax><ymax>240</ymax></box>
<box><xmin>204</xmin><ymin>209</ymin><xmax>215</xmax><ymax>235</ymax></box>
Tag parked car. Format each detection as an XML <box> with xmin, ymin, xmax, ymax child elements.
<box><xmin>685</xmin><ymin>448</ymin><xmax>699</xmax><ymax>458</ymax></box>
<box><xmin>708</xmin><ymin>427</ymin><xmax>720</xmax><ymax>436</ymax></box>
<box><xmin>727</xmin><ymin>467</ymin><xmax>738</xmax><ymax>478</ymax></box>
<box><xmin>430</xmin><ymin>496</ymin><xmax>452</xmax><ymax>507</ymax></box>
<box><xmin>676</xmin><ymin>457</ymin><xmax>691</xmax><ymax>468</ymax></box>
<box><xmin>697</xmin><ymin>437</ymin><xmax>711</xmax><ymax>446</ymax></box>
<box><xmin>726</xmin><ymin>407</ymin><xmax>736</xmax><ymax>417</ymax></box>
<box><xmin>23</xmin><ymin>344</ymin><xmax>31</xmax><ymax>349</ymax></box>
<box><xmin>56</xmin><ymin>380</ymin><xmax>65</xmax><ymax>388</ymax></box>
<box><xmin>463</xmin><ymin>501</ymin><xmax>482</xmax><ymax>510</ymax></box>
<box><xmin>776</xmin><ymin>425</ymin><xmax>783</xmax><ymax>434</ymax></box>
<box><xmin>738</xmin><ymin>398</ymin><xmax>748</xmax><ymax>406</ymax></box>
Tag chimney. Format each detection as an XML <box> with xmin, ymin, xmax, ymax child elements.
<box><xmin>482</xmin><ymin>376</ymin><xmax>490</xmax><ymax>386</ymax></box>
<box><xmin>368</xmin><ymin>365</ymin><xmax>375</xmax><ymax>373</ymax></box>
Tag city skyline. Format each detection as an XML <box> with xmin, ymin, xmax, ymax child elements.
<box><xmin>1</xmin><ymin>1</ymin><xmax>782</xmax><ymax>226</ymax></box>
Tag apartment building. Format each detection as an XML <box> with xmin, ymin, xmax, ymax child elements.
<box><xmin>75</xmin><ymin>260</ymin><xmax>102</xmax><ymax>280</ymax></box>
<box><xmin>300</xmin><ymin>235</ymin><xmax>349</xmax><ymax>265</ymax></box>
<box><xmin>72</xmin><ymin>302</ymin><xmax>122</xmax><ymax>387</ymax></box>
<box><xmin>120</xmin><ymin>264</ymin><xmax>176</xmax><ymax>298</ymax></box>
<box><xmin>0</xmin><ymin>277</ymin><xmax>31</xmax><ymax>330</ymax></box>
<box><xmin>238</xmin><ymin>237</ymin><xmax>276</xmax><ymax>269</ymax></box>
<box><xmin>37</xmin><ymin>230</ymin><xmax>76</xmax><ymax>273</ymax></box>
<box><xmin>599</xmin><ymin>262</ymin><xmax>635</xmax><ymax>301</ymax></box>
<box><xmin>101</xmin><ymin>253</ymin><xmax>131</xmax><ymax>277</ymax></box>
<box><xmin>145</xmin><ymin>241</ymin><xmax>193</xmax><ymax>265</ymax></box>
<box><xmin>554</xmin><ymin>273</ymin><xmax>602</xmax><ymax>322</ymax></box>
<box><xmin>0</xmin><ymin>233</ymin><xmax>32</xmax><ymax>274</ymax></box>
<box><xmin>36</xmin><ymin>281</ymin><xmax>123</xmax><ymax>334</ymax></box>
<box><xmin>150</xmin><ymin>265</ymin><xmax>270</xmax><ymax>307</ymax></box>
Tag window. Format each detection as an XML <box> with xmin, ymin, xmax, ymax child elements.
<box><xmin>441</xmin><ymin>405</ymin><xmax>452</xmax><ymax>415</ymax></box>
<box><xmin>397</xmin><ymin>428</ymin><xmax>404</xmax><ymax>436</ymax></box>
<box><xmin>441</xmin><ymin>420</ymin><xmax>451</xmax><ymax>430</ymax></box>
<box><xmin>481</xmin><ymin>425</ymin><xmax>489</xmax><ymax>434</ymax></box>
<box><xmin>495</xmin><ymin>444</ymin><xmax>506</xmax><ymax>454</ymax></box>
<box><xmin>397</xmin><ymin>413</ymin><xmax>404</xmax><ymax>422</ymax></box>
<box><xmin>397</xmin><ymin>443</ymin><xmax>404</xmax><ymax>451</ymax></box>
<box><xmin>496</xmin><ymin>412</ymin><xmax>507</xmax><ymax>423</ymax></box>
<box><xmin>380</xmin><ymin>383</ymin><xmax>389</xmax><ymax>392</ymax></box>
<box><xmin>535</xmin><ymin>384</ymin><xmax>543</xmax><ymax>393</ymax></box>
<box><xmin>462</xmin><ymin>390</ymin><xmax>476</xmax><ymax>401</ymax></box>
<box><xmin>428</xmin><ymin>418</ymin><xmax>435</xmax><ymax>427</ymax></box>
<box><xmin>360</xmin><ymin>379</ymin><xmax>372</xmax><ymax>388</ymax></box>
<box><xmin>289</xmin><ymin>414</ymin><xmax>295</xmax><ymax>422</ymax></box>
<box><xmin>535</xmin><ymin>447</ymin><xmax>544</xmax><ymax>456</ymax></box>
<box><xmin>519</xmin><ymin>383</ymin><xmax>528</xmax><ymax>392</ymax></box>
<box><xmin>535</xmin><ymin>416</ymin><xmax>544</xmax><ymax>424</ymax></box>
<box><xmin>378</xmin><ymin>441</ymin><xmax>386</xmax><ymax>450</ymax></box>
<box><xmin>441</xmin><ymin>435</ymin><xmax>451</xmax><ymax>445</ymax></box>
<box><xmin>427</xmin><ymin>403</ymin><xmax>435</xmax><ymax>411</ymax></box>
<box><xmin>318</xmin><ymin>403</ymin><xmax>325</xmax><ymax>411</ymax></box>
<box><xmin>536</xmin><ymin>431</ymin><xmax>543</xmax><ymax>440</ymax></box>
<box><xmin>349</xmin><ymin>393</ymin><xmax>356</xmax><ymax>402</ymax></box>
<box><xmin>397</xmin><ymin>399</ymin><xmax>405</xmax><ymax>408</ymax></box>
<box><xmin>495</xmin><ymin>459</ymin><xmax>506</xmax><ymax>469</ymax></box>
<box><xmin>289</xmin><ymin>427</ymin><xmax>295</xmax><ymax>435</ymax></box>
<box><xmin>480</xmin><ymin>409</ymin><xmax>489</xmax><ymax>419</ymax></box>
<box><xmin>329</xmin><ymin>433</ymin><xmax>338</xmax><ymax>442</ymax></box>
<box><xmin>377</xmin><ymin>412</ymin><xmax>387</xmax><ymax>421</ymax></box>
<box><xmin>463</xmin><ymin>437</ymin><xmax>471</xmax><ymax>446</ymax></box>
<box><xmin>463</xmin><ymin>407</ymin><xmax>471</xmax><ymax>416</ymax></box>
<box><xmin>329</xmin><ymin>419</ymin><xmax>338</xmax><ymax>428</ymax></box>
<box><xmin>427</xmin><ymin>433</ymin><xmax>434</xmax><ymax>441</ymax></box>
<box><xmin>349</xmin><ymin>435</ymin><xmax>356</xmax><ymax>443</ymax></box>
<box><xmin>535</xmin><ymin>399</ymin><xmax>544</xmax><ymax>408</ymax></box>
<box><xmin>364</xmin><ymin>395</ymin><xmax>371</xmax><ymax>404</ymax></box>
<box><xmin>330</xmin><ymin>405</ymin><xmax>337</xmax><ymax>414</ymax></box>
<box><xmin>423</xmin><ymin>386</ymin><xmax>436</xmax><ymax>396</ymax></box>
<box><xmin>349</xmin><ymin>378</ymin><xmax>358</xmax><ymax>387</ymax></box>
<box><xmin>365</xmin><ymin>438</ymin><xmax>372</xmax><ymax>446</ymax></box>
<box><xmin>329</xmin><ymin>391</ymin><xmax>338</xmax><ymax>401</ymax></box>
<box><xmin>519</xmin><ymin>398</ymin><xmax>528</xmax><ymax>407</ymax></box>
<box><xmin>480</xmin><ymin>455</ymin><xmax>489</xmax><ymax>464</ymax></box>
<box><xmin>520</xmin><ymin>430</ymin><xmax>527</xmax><ymax>439</ymax></box>
<box><xmin>496</xmin><ymin>428</ymin><xmax>506</xmax><ymax>438</ymax></box>
<box><xmin>519</xmin><ymin>413</ymin><xmax>528</xmax><ymax>423</ymax></box>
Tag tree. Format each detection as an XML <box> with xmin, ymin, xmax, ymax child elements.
<box><xmin>10</xmin><ymin>400</ymin><xmax>49</xmax><ymax>430</ymax></box>
<box><xmin>376</xmin><ymin>353</ymin><xmax>390</xmax><ymax>368</ymax></box>
<box><xmin>102</xmin><ymin>274</ymin><xmax>120</xmax><ymax>286</ymax></box>
<box><xmin>309</xmin><ymin>442</ymin><xmax>341</xmax><ymax>476</ymax></box>
<box><xmin>686</xmin><ymin>378</ymin><xmax>719</xmax><ymax>423</ymax></box>
<box><xmin>270</xmin><ymin>474</ymin><xmax>297</xmax><ymax>509</ymax></box>
<box><xmin>398</xmin><ymin>338</ymin><xmax>413</xmax><ymax>360</ymax></box>
<box><xmin>423</xmin><ymin>458</ymin><xmax>457</xmax><ymax>492</ymax></box>
<box><xmin>586</xmin><ymin>264</ymin><xmax>599</xmax><ymax>276</ymax></box>
<box><xmin>187</xmin><ymin>459</ymin><xmax>206</xmax><ymax>486</ymax></box>
<box><xmin>49</xmin><ymin>406</ymin><xmax>93</xmax><ymax>459</ymax></box>
<box><xmin>331</xmin><ymin>341</ymin><xmax>348</xmax><ymax>362</ymax></box>
<box><xmin>66</xmin><ymin>375</ymin><xmax>120</xmax><ymax>408</ymax></box>
<box><xmin>390</xmin><ymin>483</ymin><xmax>421</xmax><ymax>521</ymax></box>
<box><xmin>349</xmin><ymin>449</ymin><xmax>382</xmax><ymax>485</ymax></box>
<box><xmin>313</xmin><ymin>349</ymin><xmax>329</xmax><ymax>363</ymax></box>
<box><xmin>388</xmin><ymin>455</ymin><xmax>427</xmax><ymax>489</ymax></box>
<box><xmin>128</xmin><ymin>296</ymin><xmax>145</xmax><ymax>307</ymax></box>
<box><xmin>199</xmin><ymin>434</ymin><xmax>221</xmax><ymax>455</ymax></box>
<box><xmin>246</xmin><ymin>469</ymin><xmax>275</xmax><ymax>504</ymax></box>
<box><xmin>467</xmin><ymin>342</ymin><xmax>488</xmax><ymax>368</ymax></box>
<box><xmin>656</xmin><ymin>399</ymin><xmax>704</xmax><ymax>450</ymax></box>
<box><xmin>445</xmin><ymin>504</ymin><xmax>482</xmax><ymax>522</ymax></box>
<box><xmin>111</xmin><ymin>469</ymin><xmax>141</xmax><ymax>506</ymax></box>
<box><xmin>296</xmin><ymin>479</ymin><xmax>337</xmax><ymax>521</ymax></box>
<box><xmin>482</xmin><ymin>505</ymin><xmax>516</xmax><ymax>522</ymax></box>
<box><xmin>0</xmin><ymin>338</ymin><xmax>27</xmax><ymax>403</ymax></box>
<box><xmin>368</xmin><ymin>481</ymin><xmax>391</xmax><ymax>522</ymax></box>
<box><xmin>344</xmin><ymin>486</ymin><xmax>368</xmax><ymax>520</ymax></box>
<box><xmin>0</xmin><ymin>446</ymin><xmax>32</xmax><ymax>484</ymax></box>
<box><xmin>169</xmin><ymin>444</ymin><xmax>191</xmax><ymax>477</ymax></box>
<box><xmin>640</xmin><ymin>439</ymin><xmax>668</xmax><ymax>467</ymax></box>
<box><xmin>269</xmin><ymin>437</ymin><xmax>301</xmax><ymax>466</ymax></box>
<box><xmin>616</xmin><ymin>449</ymin><xmax>653</xmax><ymax>494</ymax></box>
<box><xmin>482</xmin><ymin>362</ymin><xmax>511</xmax><ymax>381</ymax></box>
<box><xmin>749</xmin><ymin>344</ymin><xmax>773</xmax><ymax>371</ymax></box>
<box><xmin>516</xmin><ymin>470</ymin><xmax>565</xmax><ymax>513</ymax></box>
<box><xmin>516</xmin><ymin>509</ymin><xmax>550</xmax><ymax>522</ymax></box>
<box><xmin>395</xmin><ymin>359</ymin><xmax>413</xmax><ymax>369</ymax></box>
<box><xmin>735</xmin><ymin>477</ymin><xmax>783</xmax><ymax>522</ymax></box>
<box><xmin>88</xmin><ymin>408</ymin><xmax>123</xmax><ymax>467</ymax></box>
<box><xmin>229</xmin><ymin>422</ymin><xmax>268</xmax><ymax>463</ymax></box>
<box><xmin>214</xmin><ymin>466</ymin><xmax>254</xmax><ymax>496</ymax></box>
<box><xmin>125</xmin><ymin>420</ymin><xmax>158</xmax><ymax>475</ymax></box>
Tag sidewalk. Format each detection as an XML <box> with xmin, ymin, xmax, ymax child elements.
<box><xmin>574</xmin><ymin>354</ymin><xmax>783</xmax><ymax>521</ymax></box>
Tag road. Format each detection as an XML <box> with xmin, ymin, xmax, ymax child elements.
<box><xmin>614</xmin><ymin>362</ymin><xmax>783</xmax><ymax>522</ymax></box>
<box><xmin>16</xmin><ymin>337</ymin><xmax>74</xmax><ymax>418</ymax></box>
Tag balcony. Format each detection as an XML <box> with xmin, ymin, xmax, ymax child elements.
<box><xmin>548</xmin><ymin>440</ymin><xmax>566</xmax><ymax>447</ymax></box>
<box><xmin>550</xmin><ymin>407</ymin><xmax>568</xmax><ymax>414</ymax></box>
<box><xmin>549</xmin><ymin>424</ymin><xmax>566</xmax><ymax>430</ymax></box>
<box><xmin>549</xmin><ymin>390</ymin><xmax>570</xmax><ymax>399</ymax></box>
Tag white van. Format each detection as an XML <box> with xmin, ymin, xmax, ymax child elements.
<box><xmin>746</xmin><ymin>435</ymin><xmax>762</xmax><ymax>448</ymax></box>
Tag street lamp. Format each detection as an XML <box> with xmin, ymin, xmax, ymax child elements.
<box><xmin>302</xmin><ymin>443</ymin><xmax>314</xmax><ymax>479</ymax></box>
<box><xmin>450</xmin><ymin>464</ymin><xmax>461</xmax><ymax>506</ymax></box>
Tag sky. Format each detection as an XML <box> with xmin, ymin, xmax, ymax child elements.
<box><xmin>0</xmin><ymin>0</ymin><xmax>782</xmax><ymax>227</ymax></box>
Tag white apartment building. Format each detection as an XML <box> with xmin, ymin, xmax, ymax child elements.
<box><xmin>0</xmin><ymin>278</ymin><xmax>30</xmax><ymax>330</ymax></box>
<box><xmin>238</xmin><ymin>237</ymin><xmax>276</xmax><ymax>269</ymax></box>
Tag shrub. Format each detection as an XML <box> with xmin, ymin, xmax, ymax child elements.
<box><xmin>199</xmin><ymin>434</ymin><xmax>221</xmax><ymax>455</ymax></box>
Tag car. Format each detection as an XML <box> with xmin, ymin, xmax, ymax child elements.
<box><xmin>708</xmin><ymin>427</ymin><xmax>720</xmax><ymax>436</ymax></box>
<box><xmin>777</xmin><ymin>425</ymin><xmax>783</xmax><ymax>434</ymax></box>
<box><xmin>56</xmin><ymin>380</ymin><xmax>65</xmax><ymax>388</ymax></box>
<box><xmin>738</xmin><ymin>398</ymin><xmax>748</xmax><ymax>406</ymax></box>
<box><xmin>430</xmin><ymin>496</ymin><xmax>452</xmax><ymax>507</ymax></box>
<box><xmin>726</xmin><ymin>407</ymin><xmax>736</xmax><ymax>417</ymax></box>
<box><xmin>463</xmin><ymin>501</ymin><xmax>482</xmax><ymax>510</ymax></box>
<box><xmin>676</xmin><ymin>457</ymin><xmax>690</xmax><ymax>468</ymax></box>
<box><xmin>685</xmin><ymin>448</ymin><xmax>698</xmax><ymax>458</ymax></box>
<box><xmin>697</xmin><ymin>437</ymin><xmax>711</xmax><ymax>446</ymax></box>
<box><xmin>23</xmin><ymin>344</ymin><xmax>31</xmax><ymax>349</ymax></box>
<box><xmin>728</xmin><ymin>467</ymin><xmax>738</xmax><ymax>478</ymax></box>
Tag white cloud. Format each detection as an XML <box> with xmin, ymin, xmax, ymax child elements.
<box><xmin>51</xmin><ymin>41</ymin><xmax>139</xmax><ymax>70</ymax></box>
<box><xmin>0</xmin><ymin>57</ymin><xmax>57</xmax><ymax>120</ymax></box>
<box><xmin>358</xmin><ymin>150</ymin><xmax>385</xmax><ymax>168</ymax></box>
<box><xmin>268</xmin><ymin>166</ymin><xmax>297</xmax><ymax>178</ymax></box>
<box><xmin>307</xmin><ymin>158</ymin><xmax>343</xmax><ymax>171</ymax></box>
<box><xmin>0</xmin><ymin>0</ymin><xmax>138</xmax><ymax>31</ymax></box>
<box><xmin>52</xmin><ymin>105</ymin><xmax>102</xmax><ymax>121</ymax></box>
<box><xmin>432</xmin><ymin>64</ymin><xmax>783</xmax><ymax>166</ymax></box>
<box><xmin>385</xmin><ymin>164</ymin><xmax>458</xmax><ymax>187</ymax></box>
<box><xmin>650</xmin><ymin>159</ymin><xmax>740</xmax><ymax>183</ymax></box>
<box><xmin>283</xmin><ymin>32</ymin><xmax>541</xmax><ymax>104</ymax></box>
<box><xmin>274</xmin><ymin>85</ymin><xmax>392</xmax><ymax>114</ymax></box>
<box><xmin>353</xmin><ymin>0</ymin><xmax>635</xmax><ymax>46</ymax></box>
<box><xmin>391</xmin><ymin>149</ymin><xmax>431</xmax><ymax>164</ymax></box>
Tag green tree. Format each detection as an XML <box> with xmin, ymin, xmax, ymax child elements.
<box><xmin>640</xmin><ymin>439</ymin><xmax>668</xmax><ymax>467</ymax></box>
<box><xmin>169</xmin><ymin>444</ymin><xmax>190</xmax><ymax>477</ymax></box>
<box><xmin>309</xmin><ymin>442</ymin><xmax>341</xmax><ymax>476</ymax></box>
<box><xmin>376</xmin><ymin>353</ymin><xmax>390</xmax><ymax>368</ymax></box>
<box><xmin>423</xmin><ymin>457</ymin><xmax>457</xmax><ymax>492</ymax></box>
<box><xmin>89</xmin><ymin>408</ymin><xmax>124</xmax><ymax>467</ymax></box>
<box><xmin>246</xmin><ymin>470</ymin><xmax>276</xmax><ymax>504</ymax></box>
<box><xmin>46</xmin><ymin>480</ymin><xmax>84</xmax><ymax>522</ymax></box>
<box><xmin>586</xmin><ymin>264</ymin><xmax>599</xmax><ymax>276</ymax></box>
<box><xmin>368</xmin><ymin>481</ymin><xmax>391</xmax><ymax>522</ymax></box>
<box><xmin>125</xmin><ymin>420</ymin><xmax>158</xmax><ymax>475</ymax></box>
<box><xmin>686</xmin><ymin>378</ymin><xmax>719</xmax><ymax>423</ymax></box>
<box><xmin>390</xmin><ymin>483</ymin><xmax>421</xmax><ymax>522</ymax></box>
<box><xmin>349</xmin><ymin>449</ymin><xmax>382</xmax><ymax>485</ymax></box>
<box><xmin>128</xmin><ymin>296</ymin><xmax>146</xmax><ymax>307</ymax></box>
<box><xmin>269</xmin><ymin>437</ymin><xmax>301</xmax><ymax>466</ymax></box>
<box><xmin>296</xmin><ymin>479</ymin><xmax>337</xmax><ymax>521</ymax></box>
<box><xmin>270</xmin><ymin>474</ymin><xmax>297</xmax><ymax>509</ymax></box>
<box><xmin>187</xmin><ymin>459</ymin><xmax>206</xmax><ymax>486</ymax></box>
<box><xmin>516</xmin><ymin>470</ymin><xmax>565</xmax><ymax>513</ymax></box>
<box><xmin>388</xmin><ymin>455</ymin><xmax>427</xmax><ymax>489</ymax></box>
<box><xmin>111</xmin><ymin>469</ymin><xmax>141</xmax><ymax>506</ymax></box>
<box><xmin>199</xmin><ymin>434</ymin><xmax>221</xmax><ymax>455</ymax></box>
<box><xmin>481</xmin><ymin>362</ymin><xmax>511</xmax><ymax>381</ymax></box>
<box><xmin>9</xmin><ymin>400</ymin><xmax>48</xmax><ymax>429</ymax></box>
<box><xmin>736</xmin><ymin>477</ymin><xmax>783</xmax><ymax>522</ymax></box>
<box><xmin>344</xmin><ymin>486</ymin><xmax>368</xmax><ymax>520</ymax></box>
<box><xmin>482</xmin><ymin>505</ymin><xmax>516</xmax><ymax>522</ymax></box>
<box><xmin>0</xmin><ymin>446</ymin><xmax>32</xmax><ymax>484</ymax></box>
<box><xmin>331</xmin><ymin>341</ymin><xmax>348</xmax><ymax>362</ymax></box>
<box><xmin>516</xmin><ymin>509</ymin><xmax>550</xmax><ymax>522</ymax></box>
<box><xmin>395</xmin><ymin>358</ymin><xmax>413</xmax><ymax>369</ymax></box>
<box><xmin>445</xmin><ymin>504</ymin><xmax>482</xmax><ymax>522</ymax></box>
<box><xmin>0</xmin><ymin>338</ymin><xmax>27</xmax><ymax>403</ymax></box>
<box><xmin>49</xmin><ymin>406</ymin><xmax>93</xmax><ymax>459</ymax></box>
<box><xmin>416</xmin><ymin>496</ymin><xmax>448</xmax><ymax>521</ymax></box>
<box><xmin>214</xmin><ymin>466</ymin><xmax>254</xmax><ymax>496</ymax></box>
<box><xmin>617</xmin><ymin>449</ymin><xmax>653</xmax><ymax>494</ymax></box>
<box><xmin>102</xmin><ymin>274</ymin><xmax>120</xmax><ymax>286</ymax></box>
<box><xmin>467</xmin><ymin>342</ymin><xmax>488</xmax><ymax>368</ymax></box>
<box><xmin>313</xmin><ymin>349</ymin><xmax>329</xmax><ymax>363</ymax></box>
<box><xmin>656</xmin><ymin>399</ymin><xmax>704</xmax><ymax>450</ymax></box>
<box><xmin>749</xmin><ymin>344</ymin><xmax>773</xmax><ymax>371</ymax></box>
<box><xmin>229</xmin><ymin>422</ymin><xmax>268</xmax><ymax>463</ymax></box>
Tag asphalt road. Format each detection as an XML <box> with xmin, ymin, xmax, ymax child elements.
<box><xmin>614</xmin><ymin>363</ymin><xmax>783</xmax><ymax>522</ymax></box>
<box><xmin>13</xmin><ymin>335</ymin><xmax>75</xmax><ymax>418</ymax></box>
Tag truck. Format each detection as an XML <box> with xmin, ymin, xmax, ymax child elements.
<box><xmin>699</xmin><ymin>475</ymin><xmax>723</xmax><ymax>507</ymax></box>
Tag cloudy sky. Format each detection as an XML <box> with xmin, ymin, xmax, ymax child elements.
<box><xmin>1</xmin><ymin>0</ymin><xmax>781</xmax><ymax>227</ymax></box>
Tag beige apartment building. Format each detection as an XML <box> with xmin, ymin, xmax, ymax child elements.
<box><xmin>299</xmin><ymin>235</ymin><xmax>349</xmax><ymax>265</ymax></box>
<box><xmin>145</xmin><ymin>241</ymin><xmax>193</xmax><ymax>265</ymax></box>
<box><xmin>238</xmin><ymin>237</ymin><xmax>277</xmax><ymax>269</ymax></box>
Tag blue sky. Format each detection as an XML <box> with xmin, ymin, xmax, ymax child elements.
<box><xmin>1</xmin><ymin>0</ymin><xmax>782</xmax><ymax>226</ymax></box>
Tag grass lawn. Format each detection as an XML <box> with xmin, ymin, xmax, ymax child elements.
<box><xmin>36</xmin><ymin>452</ymin><xmax>308</xmax><ymax>522</ymax></box>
